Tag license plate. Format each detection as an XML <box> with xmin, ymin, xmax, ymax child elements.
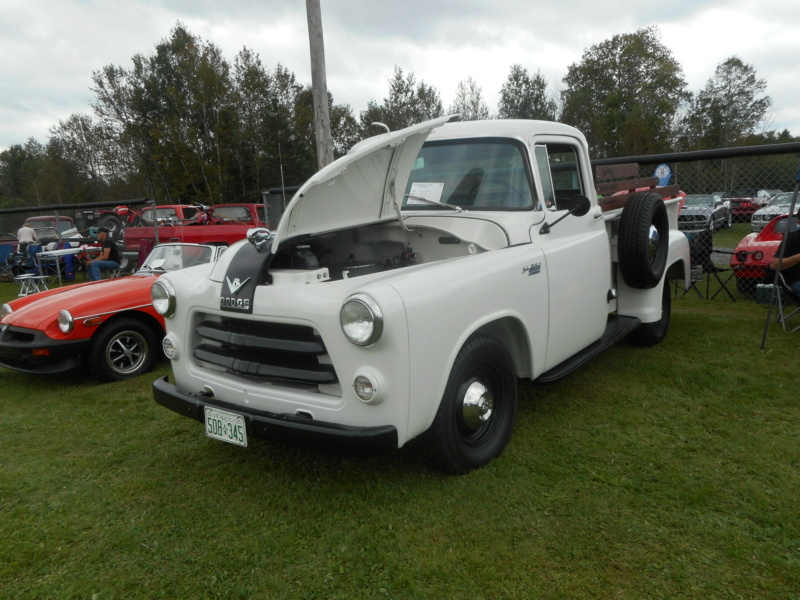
<box><xmin>204</xmin><ymin>407</ymin><xmax>247</xmax><ymax>447</ymax></box>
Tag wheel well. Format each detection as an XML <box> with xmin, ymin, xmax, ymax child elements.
<box><xmin>665</xmin><ymin>256</ymin><xmax>688</xmax><ymax>281</ymax></box>
<box><xmin>100</xmin><ymin>310</ymin><xmax>164</xmax><ymax>339</ymax></box>
<box><xmin>473</xmin><ymin>317</ymin><xmax>531</xmax><ymax>379</ymax></box>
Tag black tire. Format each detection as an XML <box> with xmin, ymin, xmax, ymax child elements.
<box><xmin>628</xmin><ymin>282</ymin><xmax>671</xmax><ymax>347</ymax></box>
<box><xmin>87</xmin><ymin>318</ymin><xmax>160</xmax><ymax>382</ymax></box>
<box><xmin>618</xmin><ymin>192</ymin><xmax>669</xmax><ymax>289</ymax></box>
<box><xmin>96</xmin><ymin>215</ymin><xmax>123</xmax><ymax>236</ymax></box>
<box><xmin>420</xmin><ymin>334</ymin><xmax>517</xmax><ymax>474</ymax></box>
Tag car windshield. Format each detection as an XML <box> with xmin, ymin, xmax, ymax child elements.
<box><xmin>723</xmin><ymin>189</ymin><xmax>759</xmax><ymax>199</ymax></box>
<box><xmin>139</xmin><ymin>244</ymin><xmax>213</xmax><ymax>272</ymax></box>
<box><xmin>403</xmin><ymin>140</ymin><xmax>535</xmax><ymax>210</ymax></box>
<box><xmin>768</xmin><ymin>193</ymin><xmax>795</xmax><ymax>206</ymax></box>
<box><xmin>684</xmin><ymin>195</ymin><xmax>714</xmax><ymax>207</ymax></box>
<box><xmin>773</xmin><ymin>217</ymin><xmax>800</xmax><ymax>234</ymax></box>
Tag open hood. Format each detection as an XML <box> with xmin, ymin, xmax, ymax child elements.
<box><xmin>271</xmin><ymin>115</ymin><xmax>455</xmax><ymax>252</ymax></box>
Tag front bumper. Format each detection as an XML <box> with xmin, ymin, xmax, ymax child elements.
<box><xmin>153</xmin><ymin>375</ymin><xmax>398</xmax><ymax>455</ymax></box>
<box><xmin>0</xmin><ymin>325</ymin><xmax>91</xmax><ymax>373</ymax></box>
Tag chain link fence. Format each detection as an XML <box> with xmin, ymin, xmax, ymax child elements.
<box><xmin>599</xmin><ymin>143</ymin><xmax>800</xmax><ymax>300</ymax></box>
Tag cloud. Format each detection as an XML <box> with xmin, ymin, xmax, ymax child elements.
<box><xmin>1</xmin><ymin>0</ymin><xmax>798</xmax><ymax>150</ymax></box>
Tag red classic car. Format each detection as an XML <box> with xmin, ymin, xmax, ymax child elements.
<box><xmin>731</xmin><ymin>213</ymin><xmax>800</xmax><ymax>296</ymax></box>
<box><xmin>723</xmin><ymin>189</ymin><xmax>782</xmax><ymax>222</ymax></box>
<box><xmin>0</xmin><ymin>243</ymin><xmax>225</xmax><ymax>381</ymax></box>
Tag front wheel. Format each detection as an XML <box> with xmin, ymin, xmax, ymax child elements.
<box><xmin>420</xmin><ymin>334</ymin><xmax>518</xmax><ymax>474</ymax></box>
<box><xmin>87</xmin><ymin>318</ymin><xmax>160</xmax><ymax>382</ymax></box>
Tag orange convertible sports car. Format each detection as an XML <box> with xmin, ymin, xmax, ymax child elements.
<box><xmin>0</xmin><ymin>243</ymin><xmax>225</xmax><ymax>381</ymax></box>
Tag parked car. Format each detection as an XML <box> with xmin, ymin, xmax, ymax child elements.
<box><xmin>0</xmin><ymin>243</ymin><xmax>226</xmax><ymax>381</ymax></box>
<box><xmin>28</xmin><ymin>226</ymin><xmax>61</xmax><ymax>247</ymax></box>
<box><xmin>677</xmin><ymin>193</ymin><xmax>732</xmax><ymax>231</ymax></box>
<box><xmin>731</xmin><ymin>213</ymin><xmax>799</xmax><ymax>296</ymax></box>
<box><xmin>723</xmin><ymin>189</ymin><xmax>782</xmax><ymax>222</ymax></box>
<box><xmin>750</xmin><ymin>192</ymin><xmax>798</xmax><ymax>232</ymax></box>
<box><xmin>27</xmin><ymin>215</ymin><xmax>78</xmax><ymax>238</ymax></box>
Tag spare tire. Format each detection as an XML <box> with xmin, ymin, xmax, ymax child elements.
<box><xmin>618</xmin><ymin>192</ymin><xmax>669</xmax><ymax>289</ymax></box>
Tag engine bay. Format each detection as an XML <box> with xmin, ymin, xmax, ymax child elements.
<box><xmin>270</xmin><ymin>221</ymin><xmax>485</xmax><ymax>281</ymax></box>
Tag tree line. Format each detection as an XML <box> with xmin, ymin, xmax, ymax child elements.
<box><xmin>0</xmin><ymin>24</ymin><xmax>793</xmax><ymax>209</ymax></box>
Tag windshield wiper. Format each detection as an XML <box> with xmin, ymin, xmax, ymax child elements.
<box><xmin>403</xmin><ymin>194</ymin><xmax>464</xmax><ymax>213</ymax></box>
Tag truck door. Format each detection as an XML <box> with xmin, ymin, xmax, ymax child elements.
<box><xmin>532</xmin><ymin>141</ymin><xmax>610</xmax><ymax>370</ymax></box>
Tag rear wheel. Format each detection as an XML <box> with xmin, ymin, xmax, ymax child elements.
<box><xmin>421</xmin><ymin>334</ymin><xmax>517</xmax><ymax>474</ymax></box>
<box><xmin>88</xmin><ymin>318</ymin><xmax>160</xmax><ymax>382</ymax></box>
<box><xmin>97</xmin><ymin>215</ymin><xmax>123</xmax><ymax>236</ymax></box>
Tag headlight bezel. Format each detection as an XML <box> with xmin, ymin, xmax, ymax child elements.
<box><xmin>151</xmin><ymin>279</ymin><xmax>177</xmax><ymax>317</ymax></box>
<box><xmin>340</xmin><ymin>293</ymin><xmax>384</xmax><ymax>347</ymax></box>
<box><xmin>57</xmin><ymin>309</ymin><xmax>74</xmax><ymax>334</ymax></box>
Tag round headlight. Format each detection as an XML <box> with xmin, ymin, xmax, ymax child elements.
<box><xmin>1</xmin><ymin>303</ymin><xmax>12</xmax><ymax>317</ymax></box>
<box><xmin>151</xmin><ymin>279</ymin><xmax>176</xmax><ymax>317</ymax></box>
<box><xmin>58</xmin><ymin>310</ymin><xmax>74</xmax><ymax>334</ymax></box>
<box><xmin>340</xmin><ymin>294</ymin><xmax>383</xmax><ymax>347</ymax></box>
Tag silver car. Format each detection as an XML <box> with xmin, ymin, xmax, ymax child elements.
<box><xmin>678</xmin><ymin>194</ymin><xmax>732</xmax><ymax>231</ymax></box>
<box><xmin>751</xmin><ymin>192</ymin><xmax>798</xmax><ymax>232</ymax></box>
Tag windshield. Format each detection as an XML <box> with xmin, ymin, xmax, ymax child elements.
<box><xmin>768</xmin><ymin>193</ymin><xmax>794</xmax><ymax>206</ymax></box>
<box><xmin>139</xmin><ymin>244</ymin><xmax>213</xmax><ymax>272</ymax></box>
<box><xmin>684</xmin><ymin>195</ymin><xmax>714</xmax><ymax>207</ymax></box>
<box><xmin>403</xmin><ymin>140</ymin><xmax>535</xmax><ymax>210</ymax></box>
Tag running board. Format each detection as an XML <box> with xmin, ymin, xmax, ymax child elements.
<box><xmin>536</xmin><ymin>315</ymin><xmax>641</xmax><ymax>384</ymax></box>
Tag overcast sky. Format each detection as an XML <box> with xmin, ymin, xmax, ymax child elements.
<box><xmin>1</xmin><ymin>0</ymin><xmax>799</xmax><ymax>152</ymax></box>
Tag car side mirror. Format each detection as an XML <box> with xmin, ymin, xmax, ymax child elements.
<box><xmin>539</xmin><ymin>194</ymin><xmax>592</xmax><ymax>234</ymax></box>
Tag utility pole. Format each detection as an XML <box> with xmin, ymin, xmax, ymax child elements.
<box><xmin>306</xmin><ymin>0</ymin><xmax>334</xmax><ymax>170</ymax></box>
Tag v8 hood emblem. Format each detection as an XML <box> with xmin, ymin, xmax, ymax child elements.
<box><xmin>226</xmin><ymin>276</ymin><xmax>251</xmax><ymax>295</ymax></box>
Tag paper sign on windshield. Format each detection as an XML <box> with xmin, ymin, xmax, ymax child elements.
<box><xmin>408</xmin><ymin>182</ymin><xmax>445</xmax><ymax>204</ymax></box>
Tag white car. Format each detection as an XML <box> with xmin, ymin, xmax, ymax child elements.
<box><xmin>751</xmin><ymin>192</ymin><xmax>798</xmax><ymax>232</ymax></box>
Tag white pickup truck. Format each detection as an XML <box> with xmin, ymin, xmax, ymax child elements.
<box><xmin>151</xmin><ymin>116</ymin><xmax>690</xmax><ymax>474</ymax></box>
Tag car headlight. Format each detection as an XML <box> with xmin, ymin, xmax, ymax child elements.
<box><xmin>1</xmin><ymin>303</ymin><xmax>12</xmax><ymax>317</ymax></box>
<box><xmin>340</xmin><ymin>294</ymin><xmax>383</xmax><ymax>347</ymax></box>
<box><xmin>151</xmin><ymin>279</ymin><xmax>177</xmax><ymax>317</ymax></box>
<box><xmin>58</xmin><ymin>310</ymin><xmax>74</xmax><ymax>334</ymax></box>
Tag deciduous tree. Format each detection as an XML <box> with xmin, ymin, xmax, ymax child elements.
<box><xmin>498</xmin><ymin>65</ymin><xmax>557</xmax><ymax>121</ymax></box>
<box><xmin>449</xmin><ymin>77</ymin><xmax>490</xmax><ymax>121</ymax></box>
<box><xmin>560</xmin><ymin>26</ymin><xmax>688</xmax><ymax>157</ymax></box>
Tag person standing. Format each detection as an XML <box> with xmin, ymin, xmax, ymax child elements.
<box><xmin>16</xmin><ymin>222</ymin><xmax>38</xmax><ymax>255</ymax></box>
<box><xmin>86</xmin><ymin>227</ymin><xmax>121</xmax><ymax>281</ymax></box>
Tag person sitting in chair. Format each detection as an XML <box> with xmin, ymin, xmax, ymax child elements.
<box><xmin>86</xmin><ymin>227</ymin><xmax>121</xmax><ymax>281</ymax></box>
<box><xmin>16</xmin><ymin>222</ymin><xmax>38</xmax><ymax>256</ymax></box>
<box><xmin>767</xmin><ymin>216</ymin><xmax>800</xmax><ymax>294</ymax></box>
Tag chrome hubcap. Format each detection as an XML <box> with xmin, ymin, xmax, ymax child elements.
<box><xmin>461</xmin><ymin>381</ymin><xmax>494</xmax><ymax>429</ymax></box>
<box><xmin>647</xmin><ymin>224</ymin><xmax>661</xmax><ymax>264</ymax></box>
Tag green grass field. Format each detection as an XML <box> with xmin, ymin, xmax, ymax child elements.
<box><xmin>1</xmin><ymin>278</ymin><xmax>798</xmax><ymax>599</ymax></box>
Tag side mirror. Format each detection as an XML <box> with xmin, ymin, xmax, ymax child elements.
<box><xmin>567</xmin><ymin>194</ymin><xmax>592</xmax><ymax>217</ymax></box>
<box><xmin>539</xmin><ymin>194</ymin><xmax>592</xmax><ymax>234</ymax></box>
